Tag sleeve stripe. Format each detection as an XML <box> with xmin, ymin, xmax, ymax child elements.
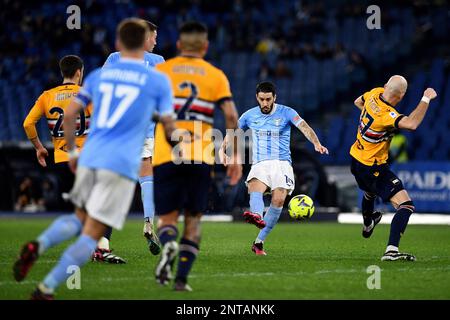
<box><xmin>217</xmin><ymin>96</ymin><xmax>233</xmax><ymax>106</ymax></box>
<box><xmin>394</xmin><ymin>114</ymin><xmax>405</xmax><ymax>128</ymax></box>
<box><xmin>361</xmin><ymin>95</ymin><xmax>365</xmax><ymax>103</ymax></box>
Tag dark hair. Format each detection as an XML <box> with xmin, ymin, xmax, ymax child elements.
<box><xmin>117</xmin><ymin>18</ymin><xmax>150</xmax><ymax>50</ymax></box>
<box><xmin>59</xmin><ymin>55</ymin><xmax>83</xmax><ymax>78</ymax></box>
<box><xmin>179</xmin><ymin>21</ymin><xmax>208</xmax><ymax>34</ymax></box>
<box><xmin>256</xmin><ymin>81</ymin><xmax>276</xmax><ymax>95</ymax></box>
<box><xmin>145</xmin><ymin>20</ymin><xmax>157</xmax><ymax>32</ymax></box>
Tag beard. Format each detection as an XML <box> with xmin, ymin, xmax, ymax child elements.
<box><xmin>260</xmin><ymin>102</ymin><xmax>274</xmax><ymax>114</ymax></box>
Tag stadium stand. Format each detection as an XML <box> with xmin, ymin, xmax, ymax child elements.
<box><xmin>0</xmin><ymin>0</ymin><xmax>449</xmax><ymax>211</ymax></box>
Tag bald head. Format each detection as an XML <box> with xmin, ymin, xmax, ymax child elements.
<box><xmin>383</xmin><ymin>75</ymin><xmax>407</xmax><ymax>106</ymax></box>
<box><xmin>385</xmin><ymin>75</ymin><xmax>408</xmax><ymax>94</ymax></box>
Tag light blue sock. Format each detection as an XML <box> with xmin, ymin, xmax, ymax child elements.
<box><xmin>249</xmin><ymin>192</ymin><xmax>264</xmax><ymax>215</ymax></box>
<box><xmin>257</xmin><ymin>206</ymin><xmax>283</xmax><ymax>241</ymax></box>
<box><xmin>139</xmin><ymin>175</ymin><xmax>154</xmax><ymax>220</ymax></box>
<box><xmin>37</xmin><ymin>214</ymin><xmax>82</xmax><ymax>255</ymax></box>
<box><xmin>42</xmin><ymin>234</ymin><xmax>97</xmax><ymax>291</ymax></box>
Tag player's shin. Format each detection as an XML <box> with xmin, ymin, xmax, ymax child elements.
<box><xmin>175</xmin><ymin>238</ymin><xmax>199</xmax><ymax>284</ymax></box>
<box><xmin>256</xmin><ymin>205</ymin><xmax>283</xmax><ymax>242</ymax></box>
<box><xmin>158</xmin><ymin>225</ymin><xmax>179</xmax><ymax>246</ymax></box>
<box><xmin>362</xmin><ymin>192</ymin><xmax>376</xmax><ymax>226</ymax></box>
<box><xmin>37</xmin><ymin>213</ymin><xmax>82</xmax><ymax>255</ymax></box>
<box><xmin>139</xmin><ymin>175</ymin><xmax>155</xmax><ymax>222</ymax></box>
<box><xmin>387</xmin><ymin>201</ymin><xmax>415</xmax><ymax>250</ymax></box>
<box><xmin>40</xmin><ymin>234</ymin><xmax>97</xmax><ymax>293</ymax></box>
<box><xmin>250</xmin><ymin>192</ymin><xmax>264</xmax><ymax>216</ymax></box>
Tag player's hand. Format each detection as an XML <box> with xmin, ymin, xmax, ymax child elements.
<box><xmin>314</xmin><ymin>144</ymin><xmax>329</xmax><ymax>155</ymax></box>
<box><xmin>36</xmin><ymin>148</ymin><xmax>49</xmax><ymax>167</ymax></box>
<box><xmin>226</xmin><ymin>163</ymin><xmax>242</xmax><ymax>186</ymax></box>
<box><xmin>423</xmin><ymin>88</ymin><xmax>437</xmax><ymax>100</ymax></box>
<box><xmin>68</xmin><ymin>157</ymin><xmax>78</xmax><ymax>174</ymax></box>
<box><xmin>68</xmin><ymin>149</ymin><xmax>79</xmax><ymax>174</ymax></box>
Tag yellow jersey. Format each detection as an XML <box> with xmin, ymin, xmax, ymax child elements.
<box><xmin>153</xmin><ymin>56</ymin><xmax>232</xmax><ymax>166</ymax></box>
<box><xmin>23</xmin><ymin>84</ymin><xmax>92</xmax><ymax>163</ymax></box>
<box><xmin>350</xmin><ymin>87</ymin><xmax>405</xmax><ymax>166</ymax></box>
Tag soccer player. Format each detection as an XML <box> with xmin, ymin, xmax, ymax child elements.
<box><xmin>23</xmin><ymin>55</ymin><xmax>89</xmax><ymax>211</ymax></box>
<box><xmin>350</xmin><ymin>75</ymin><xmax>437</xmax><ymax>261</ymax></box>
<box><xmin>237</xmin><ymin>81</ymin><xmax>328</xmax><ymax>255</ymax></box>
<box><xmin>13</xmin><ymin>18</ymin><xmax>175</xmax><ymax>299</ymax></box>
<box><xmin>95</xmin><ymin>20</ymin><xmax>164</xmax><ymax>261</ymax></box>
<box><xmin>152</xmin><ymin>21</ymin><xmax>242</xmax><ymax>291</ymax></box>
<box><xmin>22</xmin><ymin>55</ymin><xmax>126</xmax><ymax>264</ymax></box>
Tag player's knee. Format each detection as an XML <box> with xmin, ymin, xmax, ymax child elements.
<box><xmin>158</xmin><ymin>211</ymin><xmax>178</xmax><ymax>227</ymax></box>
<box><xmin>271</xmin><ymin>196</ymin><xmax>286</xmax><ymax>208</ymax></box>
<box><xmin>398</xmin><ymin>200</ymin><xmax>415</xmax><ymax>213</ymax></box>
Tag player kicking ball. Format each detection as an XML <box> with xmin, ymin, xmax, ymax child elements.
<box><xmin>236</xmin><ymin>81</ymin><xmax>328</xmax><ymax>255</ymax></box>
<box><xmin>350</xmin><ymin>75</ymin><xmax>437</xmax><ymax>261</ymax></box>
<box><xmin>12</xmin><ymin>18</ymin><xmax>175</xmax><ymax>299</ymax></box>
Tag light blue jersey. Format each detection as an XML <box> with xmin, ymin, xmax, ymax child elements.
<box><xmin>104</xmin><ymin>52</ymin><xmax>165</xmax><ymax>139</ymax></box>
<box><xmin>238</xmin><ymin>104</ymin><xmax>304</xmax><ymax>163</ymax></box>
<box><xmin>75</xmin><ymin>58</ymin><xmax>173</xmax><ymax>180</ymax></box>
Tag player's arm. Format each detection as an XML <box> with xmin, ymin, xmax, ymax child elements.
<box><xmin>219</xmin><ymin>98</ymin><xmax>242</xmax><ymax>185</ymax></box>
<box><xmin>397</xmin><ymin>88</ymin><xmax>437</xmax><ymax>130</ymax></box>
<box><xmin>354</xmin><ymin>95</ymin><xmax>365</xmax><ymax>111</ymax></box>
<box><xmin>160</xmin><ymin>114</ymin><xmax>177</xmax><ymax>147</ymax></box>
<box><xmin>23</xmin><ymin>93</ymin><xmax>49</xmax><ymax>167</ymax></box>
<box><xmin>297</xmin><ymin>121</ymin><xmax>329</xmax><ymax>155</ymax></box>
<box><xmin>64</xmin><ymin>84</ymin><xmax>92</xmax><ymax>172</ymax></box>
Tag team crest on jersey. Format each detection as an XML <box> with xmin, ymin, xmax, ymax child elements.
<box><xmin>274</xmin><ymin>118</ymin><xmax>282</xmax><ymax>126</ymax></box>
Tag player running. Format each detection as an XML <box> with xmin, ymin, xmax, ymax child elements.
<box><xmin>94</xmin><ymin>20</ymin><xmax>164</xmax><ymax>262</ymax></box>
<box><xmin>13</xmin><ymin>18</ymin><xmax>175</xmax><ymax>299</ymax></box>
<box><xmin>153</xmin><ymin>21</ymin><xmax>242</xmax><ymax>291</ymax></box>
<box><xmin>23</xmin><ymin>55</ymin><xmax>126</xmax><ymax>264</ymax></box>
<box><xmin>23</xmin><ymin>55</ymin><xmax>89</xmax><ymax>211</ymax></box>
<box><xmin>350</xmin><ymin>75</ymin><xmax>437</xmax><ymax>261</ymax></box>
<box><xmin>236</xmin><ymin>81</ymin><xmax>328</xmax><ymax>255</ymax></box>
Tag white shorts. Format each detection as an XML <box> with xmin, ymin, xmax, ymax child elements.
<box><xmin>141</xmin><ymin>137</ymin><xmax>154</xmax><ymax>158</ymax></box>
<box><xmin>246</xmin><ymin>160</ymin><xmax>295</xmax><ymax>195</ymax></box>
<box><xmin>70</xmin><ymin>167</ymin><xmax>136</xmax><ymax>230</ymax></box>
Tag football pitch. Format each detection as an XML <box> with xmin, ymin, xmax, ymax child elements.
<box><xmin>1</xmin><ymin>218</ymin><xmax>449</xmax><ymax>300</ymax></box>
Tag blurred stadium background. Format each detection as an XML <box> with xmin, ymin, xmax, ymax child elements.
<box><xmin>0</xmin><ymin>0</ymin><xmax>449</xmax><ymax>220</ymax></box>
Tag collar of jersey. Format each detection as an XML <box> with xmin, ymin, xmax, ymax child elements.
<box><xmin>379</xmin><ymin>94</ymin><xmax>394</xmax><ymax>108</ymax></box>
<box><xmin>119</xmin><ymin>57</ymin><xmax>145</xmax><ymax>64</ymax></box>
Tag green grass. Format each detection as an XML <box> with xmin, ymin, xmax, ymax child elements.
<box><xmin>1</xmin><ymin>218</ymin><xmax>449</xmax><ymax>300</ymax></box>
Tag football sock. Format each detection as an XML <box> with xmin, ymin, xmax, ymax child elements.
<box><xmin>42</xmin><ymin>234</ymin><xmax>97</xmax><ymax>292</ymax></box>
<box><xmin>257</xmin><ymin>205</ymin><xmax>283</xmax><ymax>241</ymax></box>
<box><xmin>250</xmin><ymin>192</ymin><xmax>264</xmax><ymax>216</ymax></box>
<box><xmin>158</xmin><ymin>225</ymin><xmax>178</xmax><ymax>246</ymax></box>
<box><xmin>97</xmin><ymin>237</ymin><xmax>110</xmax><ymax>250</ymax></box>
<box><xmin>98</xmin><ymin>227</ymin><xmax>113</xmax><ymax>250</ymax></box>
<box><xmin>139</xmin><ymin>175</ymin><xmax>154</xmax><ymax>221</ymax></box>
<box><xmin>175</xmin><ymin>238</ymin><xmax>199</xmax><ymax>284</ymax></box>
<box><xmin>362</xmin><ymin>192</ymin><xmax>376</xmax><ymax>226</ymax></box>
<box><xmin>388</xmin><ymin>201</ymin><xmax>414</xmax><ymax>247</ymax></box>
<box><xmin>37</xmin><ymin>214</ymin><xmax>82</xmax><ymax>255</ymax></box>
<box><xmin>385</xmin><ymin>245</ymin><xmax>398</xmax><ymax>253</ymax></box>
<box><xmin>103</xmin><ymin>227</ymin><xmax>113</xmax><ymax>240</ymax></box>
